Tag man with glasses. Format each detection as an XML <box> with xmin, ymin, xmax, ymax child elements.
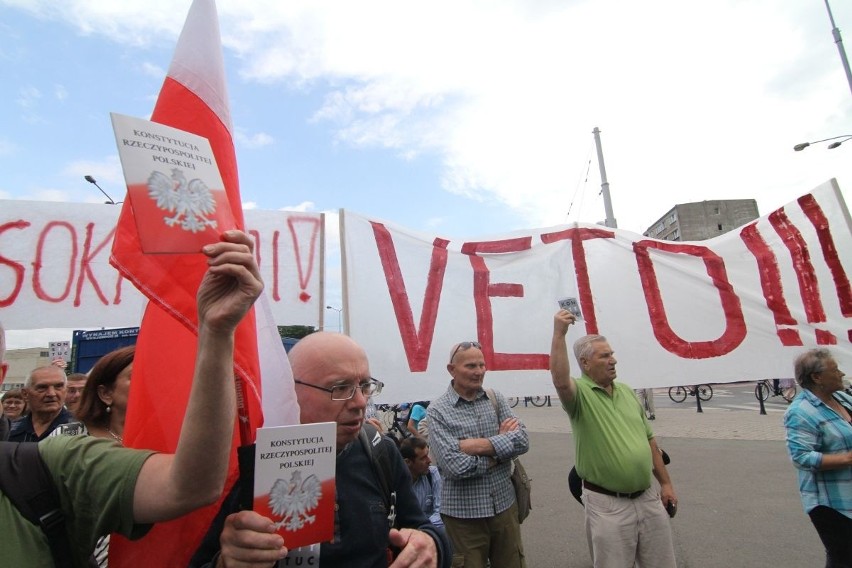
<box><xmin>427</xmin><ymin>341</ymin><xmax>529</xmax><ymax>568</ymax></box>
<box><xmin>205</xmin><ymin>332</ymin><xmax>451</xmax><ymax>568</ymax></box>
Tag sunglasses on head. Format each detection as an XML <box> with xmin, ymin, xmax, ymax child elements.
<box><xmin>449</xmin><ymin>341</ymin><xmax>482</xmax><ymax>363</ymax></box>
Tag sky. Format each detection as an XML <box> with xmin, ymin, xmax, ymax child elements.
<box><xmin>1</xmin><ymin>0</ymin><xmax>851</xmax><ymax>349</ymax></box>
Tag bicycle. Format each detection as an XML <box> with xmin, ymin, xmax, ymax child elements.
<box><xmin>668</xmin><ymin>384</ymin><xmax>713</xmax><ymax>403</ymax></box>
<box><xmin>754</xmin><ymin>379</ymin><xmax>797</xmax><ymax>404</ymax></box>
<box><xmin>507</xmin><ymin>395</ymin><xmax>549</xmax><ymax>408</ymax></box>
<box><xmin>376</xmin><ymin>402</ymin><xmax>412</xmax><ymax>442</ymax></box>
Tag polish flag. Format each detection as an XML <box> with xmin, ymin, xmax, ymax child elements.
<box><xmin>109</xmin><ymin>1</ymin><xmax>299</xmax><ymax>565</ymax></box>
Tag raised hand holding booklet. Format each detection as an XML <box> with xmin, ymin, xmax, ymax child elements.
<box><xmin>558</xmin><ymin>297</ymin><xmax>583</xmax><ymax>320</ymax></box>
<box><xmin>110</xmin><ymin>112</ymin><xmax>237</xmax><ymax>253</ymax></box>
<box><xmin>254</xmin><ymin>422</ymin><xmax>337</xmax><ymax>550</ymax></box>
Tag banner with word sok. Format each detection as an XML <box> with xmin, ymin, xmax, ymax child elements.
<box><xmin>0</xmin><ymin>200</ymin><xmax>323</xmax><ymax>329</ymax></box>
<box><xmin>342</xmin><ymin>180</ymin><xmax>852</xmax><ymax>401</ymax></box>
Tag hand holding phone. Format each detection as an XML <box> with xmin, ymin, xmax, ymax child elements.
<box><xmin>665</xmin><ymin>500</ymin><xmax>677</xmax><ymax>518</ymax></box>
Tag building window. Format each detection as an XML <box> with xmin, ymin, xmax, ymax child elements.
<box><xmin>717</xmin><ymin>224</ymin><xmax>723</xmax><ymax>230</ymax></box>
<box><xmin>40</xmin><ymin>351</ymin><xmax>49</xmax><ymax>357</ymax></box>
<box><xmin>713</xmin><ymin>206</ymin><xmax>720</xmax><ymax>214</ymax></box>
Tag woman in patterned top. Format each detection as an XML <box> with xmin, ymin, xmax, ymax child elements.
<box><xmin>784</xmin><ymin>348</ymin><xmax>852</xmax><ymax>568</ymax></box>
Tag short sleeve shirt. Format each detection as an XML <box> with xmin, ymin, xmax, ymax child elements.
<box><xmin>409</xmin><ymin>404</ymin><xmax>427</xmax><ymax>427</ymax></box>
<box><xmin>564</xmin><ymin>375</ymin><xmax>654</xmax><ymax>493</ymax></box>
<box><xmin>0</xmin><ymin>435</ymin><xmax>154</xmax><ymax>567</ymax></box>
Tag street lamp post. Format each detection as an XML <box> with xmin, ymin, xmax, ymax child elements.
<box><xmin>823</xmin><ymin>0</ymin><xmax>852</xmax><ymax>97</ymax></box>
<box><xmin>792</xmin><ymin>134</ymin><xmax>852</xmax><ymax>151</ymax></box>
<box><xmin>326</xmin><ymin>305</ymin><xmax>342</xmax><ymax>332</ymax></box>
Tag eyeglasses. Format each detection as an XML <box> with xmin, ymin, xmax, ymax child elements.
<box><xmin>449</xmin><ymin>341</ymin><xmax>482</xmax><ymax>364</ymax></box>
<box><xmin>294</xmin><ymin>378</ymin><xmax>383</xmax><ymax>401</ymax></box>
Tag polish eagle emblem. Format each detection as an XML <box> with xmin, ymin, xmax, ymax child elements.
<box><xmin>268</xmin><ymin>470</ymin><xmax>322</xmax><ymax>531</ymax></box>
<box><xmin>147</xmin><ymin>168</ymin><xmax>217</xmax><ymax>233</ymax></box>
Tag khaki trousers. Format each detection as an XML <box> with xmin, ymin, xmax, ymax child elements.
<box><xmin>441</xmin><ymin>502</ymin><xmax>526</xmax><ymax>568</ymax></box>
<box><xmin>583</xmin><ymin>487</ymin><xmax>676</xmax><ymax>568</ymax></box>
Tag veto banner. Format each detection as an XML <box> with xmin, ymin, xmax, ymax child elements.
<box><xmin>342</xmin><ymin>180</ymin><xmax>852</xmax><ymax>401</ymax></box>
<box><xmin>0</xmin><ymin>200</ymin><xmax>323</xmax><ymax>329</ymax></box>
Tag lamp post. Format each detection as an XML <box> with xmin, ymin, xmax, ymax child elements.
<box><xmin>823</xmin><ymin>0</ymin><xmax>852</xmax><ymax>96</ymax></box>
<box><xmin>84</xmin><ymin>175</ymin><xmax>120</xmax><ymax>204</ymax></box>
<box><xmin>792</xmin><ymin>134</ymin><xmax>852</xmax><ymax>151</ymax></box>
<box><xmin>326</xmin><ymin>305</ymin><xmax>342</xmax><ymax>332</ymax></box>
<box><xmin>592</xmin><ymin>127</ymin><xmax>617</xmax><ymax>229</ymax></box>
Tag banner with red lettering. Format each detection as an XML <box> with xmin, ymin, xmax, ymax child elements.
<box><xmin>342</xmin><ymin>180</ymin><xmax>852</xmax><ymax>400</ymax></box>
<box><xmin>0</xmin><ymin>200</ymin><xmax>323</xmax><ymax>329</ymax></box>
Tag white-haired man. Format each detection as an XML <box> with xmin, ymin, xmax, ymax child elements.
<box><xmin>551</xmin><ymin>309</ymin><xmax>677</xmax><ymax>568</ymax></box>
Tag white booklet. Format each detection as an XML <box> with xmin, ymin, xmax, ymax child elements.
<box><xmin>110</xmin><ymin>112</ymin><xmax>236</xmax><ymax>254</ymax></box>
<box><xmin>253</xmin><ymin>422</ymin><xmax>337</xmax><ymax>550</ymax></box>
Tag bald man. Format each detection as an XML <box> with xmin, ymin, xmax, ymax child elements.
<box><xmin>205</xmin><ymin>332</ymin><xmax>451</xmax><ymax>568</ymax></box>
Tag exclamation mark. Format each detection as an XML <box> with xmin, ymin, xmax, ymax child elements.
<box><xmin>740</xmin><ymin>223</ymin><xmax>802</xmax><ymax>346</ymax></box>
<box><xmin>287</xmin><ymin>217</ymin><xmax>321</xmax><ymax>303</ymax></box>
<box><xmin>770</xmin><ymin>208</ymin><xmax>835</xmax><ymax>345</ymax></box>
<box><xmin>798</xmin><ymin>194</ymin><xmax>851</xmax><ymax>343</ymax></box>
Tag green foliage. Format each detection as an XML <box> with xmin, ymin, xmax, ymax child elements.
<box><xmin>277</xmin><ymin>325</ymin><xmax>316</xmax><ymax>340</ymax></box>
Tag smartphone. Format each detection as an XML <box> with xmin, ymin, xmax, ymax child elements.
<box><xmin>666</xmin><ymin>501</ymin><xmax>677</xmax><ymax>518</ymax></box>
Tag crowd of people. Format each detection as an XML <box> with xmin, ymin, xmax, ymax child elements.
<box><xmin>2</xmin><ymin>249</ymin><xmax>850</xmax><ymax>567</ymax></box>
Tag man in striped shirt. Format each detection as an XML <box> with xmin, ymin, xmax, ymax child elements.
<box><xmin>427</xmin><ymin>341</ymin><xmax>529</xmax><ymax>568</ymax></box>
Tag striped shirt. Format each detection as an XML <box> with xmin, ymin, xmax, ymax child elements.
<box><xmin>784</xmin><ymin>388</ymin><xmax>852</xmax><ymax>519</ymax></box>
<box><xmin>427</xmin><ymin>384</ymin><xmax>529</xmax><ymax>518</ymax></box>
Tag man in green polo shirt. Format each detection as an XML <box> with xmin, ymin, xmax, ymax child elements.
<box><xmin>550</xmin><ymin>309</ymin><xmax>677</xmax><ymax>568</ymax></box>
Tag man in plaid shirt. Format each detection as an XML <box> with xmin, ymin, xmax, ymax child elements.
<box><xmin>427</xmin><ymin>341</ymin><xmax>529</xmax><ymax>568</ymax></box>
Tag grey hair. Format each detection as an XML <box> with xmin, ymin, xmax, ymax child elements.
<box><xmin>573</xmin><ymin>335</ymin><xmax>608</xmax><ymax>368</ymax></box>
<box><xmin>25</xmin><ymin>365</ymin><xmax>67</xmax><ymax>389</ymax></box>
<box><xmin>794</xmin><ymin>348</ymin><xmax>833</xmax><ymax>390</ymax></box>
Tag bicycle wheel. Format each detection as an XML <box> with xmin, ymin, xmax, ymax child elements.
<box><xmin>781</xmin><ymin>384</ymin><xmax>798</xmax><ymax>403</ymax></box>
<box><xmin>529</xmin><ymin>396</ymin><xmax>547</xmax><ymax>407</ymax></box>
<box><xmin>755</xmin><ymin>381</ymin><xmax>770</xmax><ymax>402</ymax></box>
<box><xmin>697</xmin><ymin>384</ymin><xmax>713</xmax><ymax>401</ymax></box>
<box><xmin>376</xmin><ymin>408</ymin><xmax>391</xmax><ymax>430</ymax></box>
<box><xmin>668</xmin><ymin>386</ymin><xmax>687</xmax><ymax>403</ymax></box>
<box><xmin>508</xmin><ymin>396</ymin><xmax>520</xmax><ymax>408</ymax></box>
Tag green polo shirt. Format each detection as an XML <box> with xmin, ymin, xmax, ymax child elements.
<box><xmin>0</xmin><ymin>435</ymin><xmax>153</xmax><ymax>567</ymax></box>
<box><xmin>563</xmin><ymin>374</ymin><xmax>654</xmax><ymax>493</ymax></box>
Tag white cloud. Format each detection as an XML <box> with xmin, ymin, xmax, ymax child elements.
<box><xmin>280</xmin><ymin>201</ymin><xmax>315</xmax><ymax>213</ymax></box>
<box><xmin>141</xmin><ymin>61</ymin><xmax>166</xmax><ymax>78</ymax></box>
<box><xmin>16</xmin><ymin>85</ymin><xmax>41</xmax><ymax>108</ymax></box>
<box><xmin>54</xmin><ymin>84</ymin><xmax>68</xmax><ymax>101</ymax></box>
<box><xmin>4</xmin><ymin>0</ymin><xmax>852</xmax><ymax>233</ymax></box>
<box><xmin>235</xmin><ymin>129</ymin><xmax>274</xmax><ymax>148</ymax></box>
<box><xmin>242</xmin><ymin>201</ymin><xmax>258</xmax><ymax>210</ymax></box>
<box><xmin>63</xmin><ymin>156</ymin><xmax>123</xmax><ymax>186</ymax></box>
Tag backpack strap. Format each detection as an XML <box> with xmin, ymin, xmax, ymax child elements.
<box><xmin>0</xmin><ymin>441</ymin><xmax>73</xmax><ymax>568</ymax></box>
<box><xmin>359</xmin><ymin>423</ymin><xmax>397</xmax><ymax>528</ymax></box>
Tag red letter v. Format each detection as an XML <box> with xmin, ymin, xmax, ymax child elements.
<box><xmin>370</xmin><ymin>222</ymin><xmax>448</xmax><ymax>371</ymax></box>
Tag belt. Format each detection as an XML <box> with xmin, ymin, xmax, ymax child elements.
<box><xmin>582</xmin><ymin>480</ymin><xmax>646</xmax><ymax>499</ymax></box>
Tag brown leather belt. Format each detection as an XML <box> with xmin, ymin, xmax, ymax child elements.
<box><xmin>582</xmin><ymin>480</ymin><xmax>646</xmax><ymax>499</ymax></box>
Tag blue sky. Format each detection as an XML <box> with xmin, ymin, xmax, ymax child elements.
<box><xmin>2</xmin><ymin>0</ymin><xmax>852</xmax><ymax>348</ymax></box>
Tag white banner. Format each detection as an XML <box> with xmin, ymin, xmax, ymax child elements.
<box><xmin>343</xmin><ymin>180</ymin><xmax>852</xmax><ymax>401</ymax></box>
<box><xmin>0</xmin><ymin>201</ymin><xmax>324</xmax><ymax>329</ymax></box>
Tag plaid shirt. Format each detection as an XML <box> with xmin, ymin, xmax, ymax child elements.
<box><xmin>784</xmin><ymin>388</ymin><xmax>852</xmax><ymax>518</ymax></box>
<box><xmin>427</xmin><ymin>383</ymin><xmax>529</xmax><ymax>518</ymax></box>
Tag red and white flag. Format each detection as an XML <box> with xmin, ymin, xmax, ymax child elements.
<box><xmin>109</xmin><ymin>1</ymin><xmax>299</xmax><ymax>565</ymax></box>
